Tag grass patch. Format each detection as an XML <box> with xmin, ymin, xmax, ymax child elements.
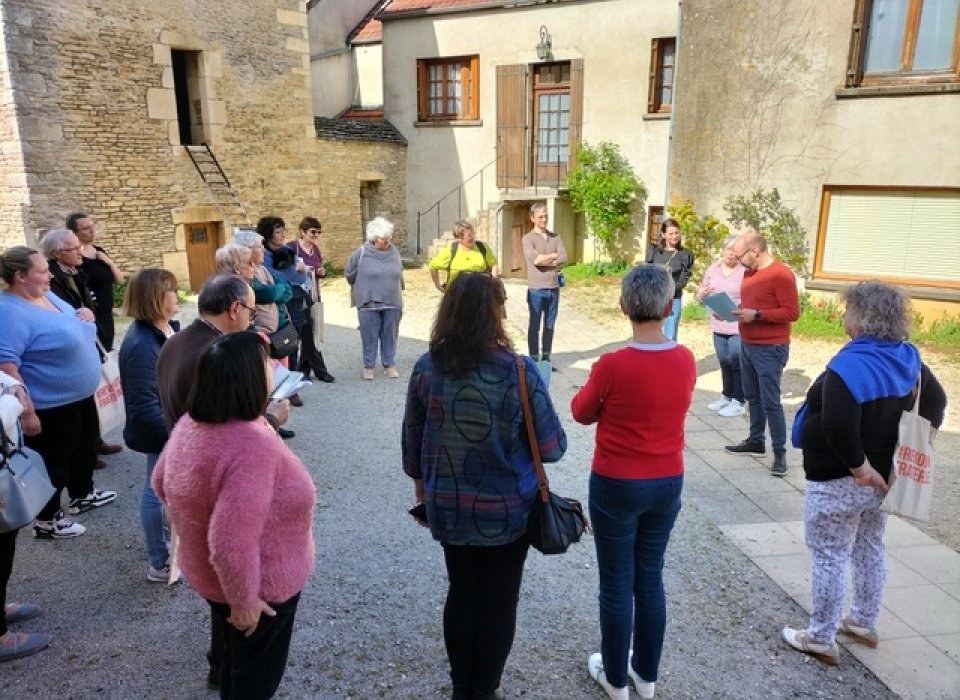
<box><xmin>562</xmin><ymin>261</ymin><xmax>629</xmax><ymax>285</ymax></box>
<box><xmin>681</xmin><ymin>303</ymin><xmax>710</xmax><ymax>322</ymax></box>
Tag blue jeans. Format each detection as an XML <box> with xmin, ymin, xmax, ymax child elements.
<box><xmin>713</xmin><ymin>333</ymin><xmax>743</xmax><ymax>402</ymax></box>
<box><xmin>142</xmin><ymin>453</ymin><xmax>170</xmax><ymax>569</ymax></box>
<box><xmin>358</xmin><ymin>307</ymin><xmax>402</xmax><ymax>369</ymax></box>
<box><xmin>740</xmin><ymin>342</ymin><xmax>789</xmax><ymax>453</ymax></box>
<box><xmin>663</xmin><ymin>298</ymin><xmax>681</xmax><ymax>341</ymax></box>
<box><xmin>526</xmin><ymin>287</ymin><xmax>560</xmax><ymax>359</ymax></box>
<box><xmin>590</xmin><ymin>472</ymin><xmax>683</xmax><ymax>687</ymax></box>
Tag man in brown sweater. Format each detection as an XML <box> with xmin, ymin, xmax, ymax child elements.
<box><xmin>522</xmin><ymin>203</ymin><xmax>567</xmax><ymax>364</ymax></box>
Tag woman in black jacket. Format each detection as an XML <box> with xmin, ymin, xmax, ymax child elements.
<box><xmin>644</xmin><ymin>218</ymin><xmax>693</xmax><ymax>341</ymax></box>
<box><xmin>782</xmin><ymin>281</ymin><xmax>947</xmax><ymax>665</ymax></box>
<box><xmin>118</xmin><ymin>269</ymin><xmax>180</xmax><ymax>583</ymax></box>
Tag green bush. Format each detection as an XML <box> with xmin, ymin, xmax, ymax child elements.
<box><xmin>566</xmin><ymin>142</ymin><xmax>647</xmax><ymax>263</ymax></box>
<box><xmin>724</xmin><ymin>188</ymin><xmax>809</xmax><ymax>276</ymax></box>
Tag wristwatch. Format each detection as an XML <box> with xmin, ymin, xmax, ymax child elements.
<box><xmin>754</xmin><ymin>310</ymin><xmax>762</xmax><ymax>321</ymax></box>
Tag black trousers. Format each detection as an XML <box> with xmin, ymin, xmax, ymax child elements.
<box><xmin>25</xmin><ymin>396</ymin><xmax>98</xmax><ymax>520</ymax></box>
<box><xmin>0</xmin><ymin>529</ymin><xmax>18</xmax><ymax>636</ymax></box>
<box><xmin>207</xmin><ymin>592</ymin><xmax>301</xmax><ymax>700</ymax></box>
<box><xmin>442</xmin><ymin>538</ymin><xmax>529</xmax><ymax>698</ymax></box>
<box><xmin>292</xmin><ymin>320</ymin><xmax>328</xmax><ymax>378</ymax></box>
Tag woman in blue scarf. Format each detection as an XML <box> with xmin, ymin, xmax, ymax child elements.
<box><xmin>782</xmin><ymin>281</ymin><xmax>947</xmax><ymax>665</ymax></box>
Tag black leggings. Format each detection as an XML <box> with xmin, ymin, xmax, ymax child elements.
<box><xmin>442</xmin><ymin>538</ymin><xmax>529</xmax><ymax>698</ymax></box>
<box><xmin>24</xmin><ymin>396</ymin><xmax>98</xmax><ymax>520</ymax></box>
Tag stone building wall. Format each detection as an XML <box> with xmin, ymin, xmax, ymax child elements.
<box><xmin>0</xmin><ymin>0</ymin><xmax>339</xmax><ymax>288</ymax></box>
<box><xmin>314</xmin><ymin>137</ymin><xmax>406</xmax><ymax>265</ymax></box>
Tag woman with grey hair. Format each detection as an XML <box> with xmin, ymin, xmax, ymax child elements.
<box><xmin>231</xmin><ymin>230</ymin><xmax>296</xmax><ymax>367</ymax></box>
<box><xmin>696</xmin><ymin>235</ymin><xmax>746</xmax><ymax>416</ymax></box>
<box><xmin>782</xmin><ymin>281</ymin><xmax>946</xmax><ymax>665</ymax></box>
<box><xmin>215</xmin><ymin>243</ymin><xmax>255</xmax><ymax>282</ymax></box>
<box><xmin>571</xmin><ymin>264</ymin><xmax>696</xmax><ymax>700</ymax></box>
<box><xmin>344</xmin><ymin>217</ymin><xmax>404</xmax><ymax>380</ymax></box>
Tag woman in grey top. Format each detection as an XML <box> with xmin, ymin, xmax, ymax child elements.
<box><xmin>344</xmin><ymin>217</ymin><xmax>404</xmax><ymax>380</ymax></box>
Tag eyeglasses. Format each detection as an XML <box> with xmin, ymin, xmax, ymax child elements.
<box><xmin>238</xmin><ymin>302</ymin><xmax>258</xmax><ymax>320</ymax></box>
<box><xmin>734</xmin><ymin>248</ymin><xmax>755</xmax><ymax>262</ymax></box>
<box><xmin>59</xmin><ymin>246</ymin><xmax>81</xmax><ymax>253</ymax></box>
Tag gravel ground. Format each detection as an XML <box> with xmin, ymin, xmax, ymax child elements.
<box><xmin>5</xmin><ymin>270</ymin><xmax>945</xmax><ymax>699</ymax></box>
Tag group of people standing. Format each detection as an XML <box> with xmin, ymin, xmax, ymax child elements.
<box><xmin>0</xmin><ymin>205</ymin><xmax>949</xmax><ymax>700</ymax></box>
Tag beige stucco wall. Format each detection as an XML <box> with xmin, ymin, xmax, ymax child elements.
<box><xmin>314</xmin><ymin>137</ymin><xmax>407</xmax><ymax>265</ymax></box>
<box><xmin>0</xmin><ymin>0</ymin><xmax>345</xmax><ymax>290</ymax></box>
<box><xmin>308</xmin><ymin>0</ymin><xmax>383</xmax><ymax>116</ymax></box>
<box><xmin>669</xmin><ymin>0</ymin><xmax>960</xmax><ymax>278</ymax></box>
<box><xmin>382</xmin><ymin>0</ymin><xmax>677</xmax><ymax>260</ymax></box>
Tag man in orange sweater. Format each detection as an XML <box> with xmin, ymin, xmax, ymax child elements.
<box><xmin>725</xmin><ymin>230</ymin><xmax>800</xmax><ymax>476</ymax></box>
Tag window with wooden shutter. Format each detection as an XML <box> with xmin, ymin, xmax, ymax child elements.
<box><xmin>496</xmin><ymin>64</ymin><xmax>528</xmax><ymax>189</ymax></box>
<box><xmin>416</xmin><ymin>55</ymin><xmax>479</xmax><ymax>121</ymax></box>
<box><xmin>648</xmin><ymin>38</ymin><xmax>675</xmax><ymax>113</ymax></box>
<box><xmin>845</xmin><ymin>0</ymin><xmax>960</xmax><ymax>87</ymax></box>
<box><xmin>815</xmin><ymin>186</ymin><xmax>960</xmax><ymax>287</ymax></box>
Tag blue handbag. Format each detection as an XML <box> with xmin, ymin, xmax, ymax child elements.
<box><xmin>0</xmin><ymin>422</ymin><xmax>55</xmax><ymax>533</ymax></box>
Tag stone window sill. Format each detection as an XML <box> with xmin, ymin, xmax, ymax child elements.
<box><xmin>414</xmin><ymin>119</ymin><xmax>483</xmax><ymax>128</ymax></box>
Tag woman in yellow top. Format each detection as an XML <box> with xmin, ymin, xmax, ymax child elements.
<box><xmin>428</xmin><ymin>220</ymin><xmax>499</xmax><ymax>293</ymax></box>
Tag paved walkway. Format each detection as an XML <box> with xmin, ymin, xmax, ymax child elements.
<box><xmin>499</xmin><ymin>279</ymin><xmax>960</xmax><ymax>700</ymax></box>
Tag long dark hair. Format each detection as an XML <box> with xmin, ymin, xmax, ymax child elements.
<box><xmin>429</xmin><ymin>272</ymin><xmax>512</xmax><ymax>376</ymax></box>
<box><xmin>187</xmin><ymin>332</ymin><xmax>270</xmax><ymax>424</ymax></box>
<box><xmin>658</xmin><ymin>217</ymin><xmax>683</xmax><ymax>251</ymax></box>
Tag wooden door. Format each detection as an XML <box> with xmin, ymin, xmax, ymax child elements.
<box><xmin>185</xmin><ymin>222</ymin><xmax>219</xmax><ymax>291</ymax></box>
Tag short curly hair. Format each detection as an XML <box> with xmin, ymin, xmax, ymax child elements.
<box><xmin>841</xmin><ymin>280</ymin><xmax>911</xmax><ymax>341</ymax></box>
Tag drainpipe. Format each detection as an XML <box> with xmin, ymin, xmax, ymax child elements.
<box><xmin>663</xmin><ymin>0</ymin><xmax>684</xmax><ymax>212</ymax></box>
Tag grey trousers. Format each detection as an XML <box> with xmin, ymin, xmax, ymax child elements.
<box><xmin>358</xmin><ymin>307</ymin><xmax>402</xmax><ymax>369</ymax></box>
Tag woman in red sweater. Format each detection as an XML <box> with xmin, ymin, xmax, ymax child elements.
<box><xmin>153</xmin><ymin>333</ymin><xmax>316</xmax><ymax>699</ymax></box>
<box><xmin>572</xmin><ymin>265</ymin><xmax>696</xmax><ymax>700</ymax></box>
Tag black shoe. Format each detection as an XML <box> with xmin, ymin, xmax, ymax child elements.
<box><xmin>725</xmin><ymin>439</ymin><xmax>765</xmax><ymax>455</ymax></box>
<box><xmin>771</xmin><ymin>452</ymin><xmax>788</xmax><ymax>477</ymax></box>
<box><xmin>288</xmin><ymin>393</ymin><xmax>304</xmax><ymax>407</ymax></box>
<box><xmin>278</xmin><ymin>428</ymin><xmax>295</xmax><ymax>440</ymax></box>
<box><xmin>207</xmin><ymin>667</ymin><xmax>220</xmax><ymax>689</ymax></box>
<box><xmin>319</xmin><ymin>372</ymin><xmax>336</xmax><ymax>383</ymax></box>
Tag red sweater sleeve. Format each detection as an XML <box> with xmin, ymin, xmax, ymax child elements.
<box><xmin>740</xmin><ymin>261</ymin><xmax>799</xmax><ymax>344</ymax></box>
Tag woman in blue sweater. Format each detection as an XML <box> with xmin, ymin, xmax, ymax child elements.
<box><xmin>118</xmin><ymin>268</ymin><xmax>180</xmax><ymax>583</ymax></box>
<box><xmin>0</xmin><ymin>246</ymin><xmax>116</xmax><ymax>541</ymax></box>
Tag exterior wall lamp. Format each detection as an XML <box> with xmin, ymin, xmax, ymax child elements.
<box><xmin>536</xmin><ymin>25</ymin><xmax>552</xmax><ymax>61</ymax></box>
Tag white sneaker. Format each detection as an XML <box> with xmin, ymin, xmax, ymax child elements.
<box><xmin>627</xmin><ymin>651</ymin><xmax>656</xmax><ymax>699</ymax></box>
<box><xmin>587</xmin><ymin>653</ymin><xmax>629</xmax><ymax>700</ymax></box>
<box><xmin>718</xmin><ymin>399</ymin><xmax>746</xmax><ymax>417</ymax></box>
<box><xmin>707</xmin><ymin>396</ymin><xmax>731</xmax><ymax>411</ymax></box>
<box><xmin>33</xmin><ymin>513</ymin><xmax>86</xmax><ymax>539</ymax></box>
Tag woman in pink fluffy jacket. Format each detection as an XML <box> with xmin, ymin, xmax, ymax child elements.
<box><xmin>153</xmin><ymin>332</ymin><xmax>316</xmax><ymax>700</ymax></box>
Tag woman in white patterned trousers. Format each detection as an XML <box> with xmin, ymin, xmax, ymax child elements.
<box><xmin>783</xmin><ymin>281</ymin><xmax>946</xmax><ymax>666</ymax></box>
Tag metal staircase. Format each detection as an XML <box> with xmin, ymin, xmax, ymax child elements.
<box><xmin>184</xmin><ymin>144</ymin><xmax>251</xmax><ymax>230</ymax></box>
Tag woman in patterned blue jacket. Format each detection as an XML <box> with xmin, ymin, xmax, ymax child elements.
<box><xmin>402</xmin><ymin>272</ymin><xmax>567</xmax><ymax>700</ymax></box>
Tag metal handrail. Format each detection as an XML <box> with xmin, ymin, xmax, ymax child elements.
<box><xmin>416</xmin><ymin>154</ymin><xmax>501</xmax><ymax>255</ymax></box>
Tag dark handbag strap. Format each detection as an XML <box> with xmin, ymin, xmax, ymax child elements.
<box><xmin>516</xmin><ymin>355</ymin><xmax>550</xmax><ymax>504</ymax></box>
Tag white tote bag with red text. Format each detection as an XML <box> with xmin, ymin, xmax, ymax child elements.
<box><xmin>883</xmin><ymin>381</ymin><xmax>935</xmax><ymax>522</ymax></box>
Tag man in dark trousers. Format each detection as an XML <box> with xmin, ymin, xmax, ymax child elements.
<box><xmin>522</xmin><ymin>202</ymin><xmax>567</xmax><ymax>365</ymax></box>
<box><xmin>725</xmin><ymin>229</ymin><xmax>800</xmax><ymax>476</ymax></box>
